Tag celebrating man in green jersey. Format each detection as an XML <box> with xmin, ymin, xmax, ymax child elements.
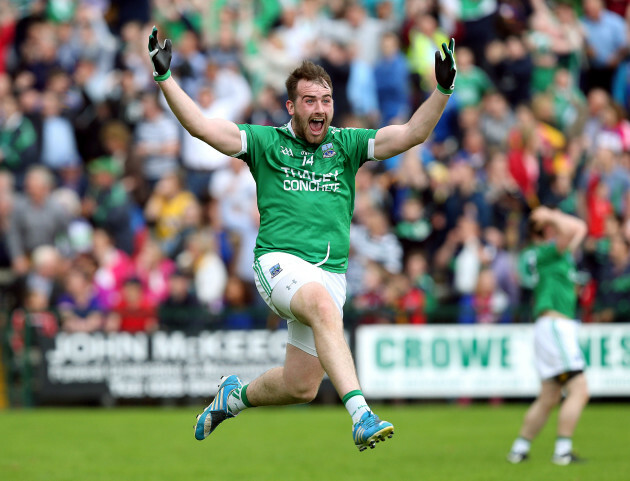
<box><xmin>507</xmin><ymin>206</ymin><xmax>589</xmax><ymax>465</ymax></box>
<box><xmin>148</xmin><ymin>27</ymin><xmax>456</xmax><ymax>452</ymax></box>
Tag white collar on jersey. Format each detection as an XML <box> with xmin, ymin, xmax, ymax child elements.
<box><xmin>285</xmin><ymin>119</ymin><xmax>335</xmax><ymax>144</ymax></box>
<box><xmin>286</xmin><ymin>120</ymin><xmax>296</xmax><ymax>138</ymax></box>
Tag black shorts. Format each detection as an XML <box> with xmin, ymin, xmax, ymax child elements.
<box><xmin>553</xmin><ymin>370</ymin><xmax>584</xmax><ymax>385</ymax></box>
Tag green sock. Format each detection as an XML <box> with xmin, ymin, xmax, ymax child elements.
<box><xmin>227</xmin><ymin>384</ymin><xmax>252</xmax><ymax>414</ymax></box>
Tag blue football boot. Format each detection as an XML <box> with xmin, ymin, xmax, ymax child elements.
<box><xmin>352</xmin><ymin>411</ymin><xmax>394</xmax><ymax>452</ymax></box>
<box><xmin>194</xmin><ymin>375</ymin><xmax>243</xmax><ymax>440</ymax></box>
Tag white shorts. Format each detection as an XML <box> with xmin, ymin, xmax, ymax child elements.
<box><xmin>534</xmin><ymin>316</ymin><xmax>585</xmax><ymax>381</ymax></box>
<box><xmin>253</xmin><ymin>252</ymin><xmax>346</xmax><ymax>357</ymax></box>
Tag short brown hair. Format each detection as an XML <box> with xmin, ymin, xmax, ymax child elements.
<box><xmin>285</xmin><ymin>61</ymin><xmax>333</xmax><ymax>102</ymax></box>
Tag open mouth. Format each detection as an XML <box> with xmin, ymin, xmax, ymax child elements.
<box><xmin>309</xmin><ymin>118</ymin><xmax>325</xmax><ymax>136</ymax></box>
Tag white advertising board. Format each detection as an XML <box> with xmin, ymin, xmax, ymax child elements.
<box><xmin>356</xmin><ymin>324</ymin><xmax>630</xmax><ymax>398</ymax></box>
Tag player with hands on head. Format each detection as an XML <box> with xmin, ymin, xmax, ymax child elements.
<box><xmin>148</xmin><ymin>26</ymin><xmax>456</xmax><ymax>452</ymax></box>
<box><xmin>507</xmin><ymin>206</ymin><xmax>589</xmax><ymax>466</ymax></box>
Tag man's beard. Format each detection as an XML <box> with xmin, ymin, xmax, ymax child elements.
<box><xmin>293</xmin><ymin>112</ymin><xmax>330</xmax><ymax>144</ymax></box>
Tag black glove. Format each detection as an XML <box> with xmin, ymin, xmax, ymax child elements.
<box><xmin>434</xmin><ymin>38</ymin><xmax>457</xmax><ymax>95</ymax></box>
<box><xmin>148</xmin><ymin>26</ymin><xmax>172</xmax><ymax>81</ymax></box>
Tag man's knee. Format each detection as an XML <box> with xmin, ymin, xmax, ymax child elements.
<box><xmin>537</xmin><ymin>394</ymin><xmax>560</xmax><ymax>412</ymax></box>
<box><xmin>291</xmin><ymin>283</ymin><xmax>341</xmax><ymax>328</ymax></box>
<box><xmin>283</xmin><ymin>344</ymin><xmax>324</xmax><ymax>403</ymax></box>
<box><xmin>566</xmin><ymin>374</ymin><xmax>589</xmax><ymax>404</ymax></box>
<box><xmin>286</xmin><ymin>378</ymin><xmax>320</xmax><ymax>403</ymax></box>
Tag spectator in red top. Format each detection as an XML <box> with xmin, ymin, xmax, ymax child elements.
<box><xmin>392</xmin><ymin>273</ymin><xmax>427</xmax><ymax>324</ymax></box>
<box><xmin>586</xmin><ymin>175</ymin><xmax>613</xmax><ymax>238</ymax></box>
<box><xmin>0</xmin><ymin>5</ymin><xmax>16</xmax><ymax>74</ymax></box>
<box><xmin>507</xmin><ymin>106</ymin><xmax>540</xmax><ymax>206</ymax></box>
<box><xmin>106</xmin><ymin>277</ymin><xmax>156</xmax><ymax>333</ymax></box>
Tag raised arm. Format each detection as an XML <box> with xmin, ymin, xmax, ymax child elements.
<box><xmin>148</xmin><ymin>27</ymin><xmax>242</xmax><ymax>156</ymax></box>
<box><xmin>531</xmin><ymin>206</ymin><xmax>587</xmax><ymax>253</ymax></box>
<box><xmin>373</xmin><ymin>39</ymin><xmax>456</xmax><ymax>160</ymax></box>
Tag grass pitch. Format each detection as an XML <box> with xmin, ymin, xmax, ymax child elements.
<box><xmin>0</xmin><ymin>403</ymin><xmax>628</xmax><ymax>481</ymax></box>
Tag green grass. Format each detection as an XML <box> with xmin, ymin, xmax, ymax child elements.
<box><xmin>0</xmin><ymin>403</ymin><xmax>628</xmax><ymax>481</ymax></box>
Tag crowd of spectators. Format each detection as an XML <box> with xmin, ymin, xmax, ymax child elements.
<box><xmin>2</xmin><ymin>0</ymin><xmax>630</xmax><ymax>347</ymax></box>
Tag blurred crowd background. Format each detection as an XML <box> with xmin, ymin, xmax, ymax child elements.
<box><xmin>2</xmin><ymin>0</ymin><xmax>630</xmax><ymax>350</ymax></box>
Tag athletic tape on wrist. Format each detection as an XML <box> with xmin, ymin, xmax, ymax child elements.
<box><xmin>154</xmin><ymin>70</ymin><xmax>171</xmax><ymax>82</ymax></box>
<box><xmin>436</xmin><ymin>84</ymin><xmax>454</xmax><ymax>96</ymax></box>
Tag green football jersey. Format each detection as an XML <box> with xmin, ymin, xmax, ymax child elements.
<box><xmin>526</xmin><ymin>242</ymin><xmax>578</xmax><ymax>319</ymax></box>
<box><xmin>234</xmin><ymin>122</ymin><xmax>378</xmax><ymax>273</ymax></box>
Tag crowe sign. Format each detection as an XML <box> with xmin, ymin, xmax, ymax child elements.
<box><xmin>356</xmin><ymin>324</ymin><xmax>630</xmax><ymax>398</ymax></box>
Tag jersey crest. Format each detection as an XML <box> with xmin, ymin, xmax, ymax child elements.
<box><xmin>321</xmin><ymin>142</ymin><xmax>336</xmax><ymax>158</ymax></box>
